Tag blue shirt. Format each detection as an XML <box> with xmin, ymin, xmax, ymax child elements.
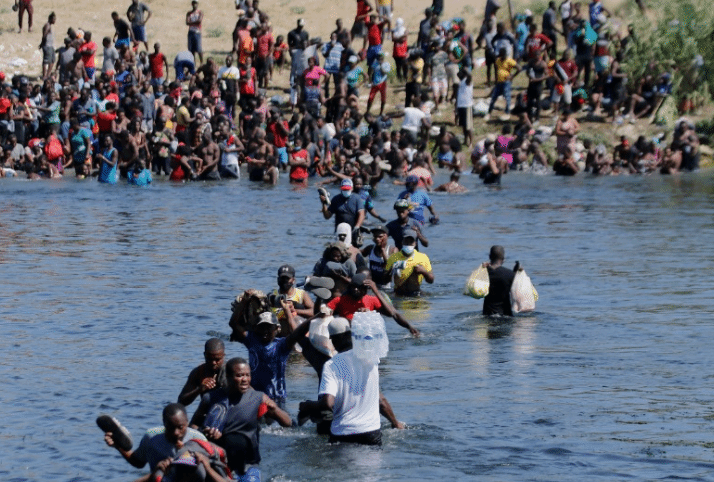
<box><xmin>322</xmin><ymin>42</ymin><xmax>343</xmax><ymax>74</ymax></box>
<box><xmin>397</xmin><ymin>190</ymin><xmax>432</xmax><ymax>224</ymax></box>
<box><xmin>356</xmin><ymin>189</ymin><xmax>374</xmax><ymax>211</ymax></box>
<box><xmin>98</xmin><ymin>147</ymin><xmax>117</xmax><ymax>184</ymax></box>
<box><xmin>328</xmin><ymin>193</ymin><xmax>365</xmax><ymax>229</ymax></box>
<box><xmin>241</xmin><ymin>332</ymin><xmax>292</xmax><ymax>401</ymax></box>
<box><xmin>133</xmin><ymin>426</ymin><xmax>206</xmax><ymax>471</ymax></box>
<box><xmin>370</xmin><ymin>60</ymin><xmax>391</xmax><ymax>85</ymax></box>
<box><xmin>128</xmin><ymin>169</ymin><xmax>153</xmax><ymax>186</ymax></box>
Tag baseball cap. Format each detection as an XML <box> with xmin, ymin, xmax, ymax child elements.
<box><xmin>172</xmin><ymin>452</ymin><xmax>198</xmax><ymax>467</ymax></box>
<box><xmin>340</xmin><ymin>179</ymin><xmax>353</xmax><ymax>190</ymax></box>
<box><xmin>328</xmin><ymin>317</ymin><xmax>351</xmax><ymax>336</ymax></box>
<box><xmin>348</xmin><ymin>55</ymin><xmax>359</xmax><ymax>64</ymax></box>
<box><xmin>257</xmin><ymin>311</ymin><xmax>280</xmax><ymax>326</ymax></box>
<box><xmin>277</xmin><ymin>264</ymin><xmax>295</xmax><ymax>278</ymax></box>
<box><xmin>371</xmin><ymin>224</ymin><xmax>388</xmax><ymax>234</ymax></box>
<box><xmin>350</xmin><ymin>272</ymin><xmax>369</xmax><ymax>287</ymax></box>
<box><xmin>402</xmin><ymin>232</ymin><xmax>416</xmax><ymax>242</ymax></box>
<box><xmin>394</xmin><ymin>199</ymin><xmax>411</xmax><ymax>210</ymax></box>
<box><xmin>298</xmin><ymin>18</ymin><xmax>305</xmax><ymax>26</ymax></box>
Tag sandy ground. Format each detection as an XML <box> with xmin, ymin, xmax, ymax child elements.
<box><xmin>3</xmin><ymin>0</ymin><xmax>710</xmax><ymax>163</ymax></box>
<box><xmin>0</xmin><ymin>0</ymin><xmax>488</xmax><ymax>77</ymax></box>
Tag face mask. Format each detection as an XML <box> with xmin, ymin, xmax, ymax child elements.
<box><xmin>402</xmin><ymin>245</ymin><xmax>415</xmax><ymax>256</ymax></box>
<box><xmin>341</xmin><ymin>190</ymin><xmax>352</xmax><ymax>198</ymax></box>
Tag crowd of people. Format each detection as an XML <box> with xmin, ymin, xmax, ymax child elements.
<box><xmin>102</xmin><ymin>237</ymin><xmax>521</xmax><ymax>481</ymax></box>
<box><xmin>0</xmin><ymin>0</ymin><xmax>706</xmax><ymax>184</ymax></box>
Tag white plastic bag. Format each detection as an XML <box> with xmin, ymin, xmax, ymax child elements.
<box><xmin>464</xmin><ymin>265</ymin><xmax>489</xmax><ymax>299</ymax></box>
<box><xmin>308</xmin><ymin>315</ymin><xmax>336</xmax><ymax>357</ymax></box>
<box><xmin>510</xmin><ymin>270</ymin><xmax>538</xmax><ymax>313</ymax></box>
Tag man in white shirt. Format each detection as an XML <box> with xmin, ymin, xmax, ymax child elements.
<box><xmin>456</xmin><ymin>69</ymin><xmax>474</xmax><ymax>147</ymax></box>
<box><xmin>398</xmin><ymin>97</ymin><xmax>429</xmax><ymax>145</ymax></box>
<box><xmin>299</xmin><ymin>317</ymin><xmax>404</xmax><ymax>445</ymax></box>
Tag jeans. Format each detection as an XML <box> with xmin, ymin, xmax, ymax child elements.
<box><xmin>489</xmin><ymin>80</ymin><xmax>512</xmax><ymax>114</ymax></box>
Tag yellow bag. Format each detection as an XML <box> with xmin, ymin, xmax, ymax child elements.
<box><xmin>464</xmin><ymin>265</ymin><xmax>490</xmax><ymax>299</ymax></box>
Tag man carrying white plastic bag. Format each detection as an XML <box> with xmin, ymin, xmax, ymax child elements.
<box><xmin>298</xmin><ymin>315</ymin><xmax>405</xmax><ymax>445</ymax></box>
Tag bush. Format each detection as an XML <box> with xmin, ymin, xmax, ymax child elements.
<box><xmin>625</xmin><ymin>0</ymin><xmax>713</xmax><ymax>109</ymax></box>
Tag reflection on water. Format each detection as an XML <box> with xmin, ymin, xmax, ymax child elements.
<box><xmin>1</xmin><ymin>171</ymin><xmax>714</xmax><ymax>481</ymax></box>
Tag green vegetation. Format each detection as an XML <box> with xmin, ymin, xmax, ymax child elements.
<box><xmin>626</xmin><ymin>0</ymin><xmax>713</xmax><ymax>110</ymax></box>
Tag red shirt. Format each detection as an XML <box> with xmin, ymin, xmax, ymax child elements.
<box><xmin>393</xmin><ymin>37</ymin><xmax>408</xmax><ymax>58</ymax></box>
<box><xmin>267</xmin><ymin>120</ymin><xmax>288</xmax><ymax>148</ymax></box>
<box><xmin>97</xmin><ymin>110</ymin><xmax>117</xmax><ymax>133</ymax></box>
<box><xmin>356</xmin><ymin>0</ymin><xmax>371</xmax><ymax>20</ymax></box>
<box><xmin>289</xmin><ymin>149</ymin><xmax>309</xmax><ymax>180</ymax></box>
<box><xmin>556</xmin><ymin>59</ymin><xmax>578</xmax><ymax>83</ymax></box>
<box><xmin>0</xmin><ymin>97</ymin><xmax>11</xmax><ymax>114</ymax></box>
<box><xmin>239</xmin><ymin>67</ymin><xmax>256</xmax><ymax>95</ymax></box>
<box><xmin>525</xmin><ymin>33</ymin><xmax>552</xmax><ymax>60</ymax></box>
<box><xmin>257</xmin><ymin>33</ymin><xmax>274</xmax><ymax>59</ymax></box>
<box><xmin>78</xmin><ymin>41</ymin><xmax>97</xmax><ymax>68</ymax></box>
<box><xmin>327</xmin><ymin>294</ymin><xmax>382</xmax><ymax>320</ymax></box>
<box><xmin>367</xmin><ymin>20</ymin><xmax>384</xmax><ymax>47</ymax></box>
<box><xmin>149</xmin><ymin>52</ymin><xmax>166</xmax><ymax>79</ymax></box>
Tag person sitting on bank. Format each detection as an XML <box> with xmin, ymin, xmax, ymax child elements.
<box><xmin>178</xmin><ymin>338</ymin><xmax>227</xmax><ymax>406</ymax></box>
<box><xmin>385</xmin><ymin>233</ymin><xmax>434</xmax><ymax>296</ymax></box>
<box><xmin>482</xmin><ymin>245</ymin><xmax>518</xmax><ymax>316</ymax></box>
<box><xmin>104</xmin><ymin>403</ymin><xmax>206</xmax><ymax>478</ymax></box>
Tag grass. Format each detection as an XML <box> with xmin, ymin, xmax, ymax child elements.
<box><xmin>205</xmin><ymin>27</ymin><xmax>225</xmax><ymax>39</ymax></box>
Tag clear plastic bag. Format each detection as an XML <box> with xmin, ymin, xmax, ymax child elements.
<box><xmin>464</xmin><ymin>265</ymin><xmax>490</xmax><ymax>299</ymax></box>
<box><xmin>510</xmin><ymin>270</ymin><xmax>538</xmax><ymax>313</ymax></box>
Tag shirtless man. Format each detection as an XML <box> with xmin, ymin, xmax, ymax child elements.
<box><xmin>435</xmin><ymin>172</ymin><xmax>467</xmax><ymax>193</ymax></box>
<box><xmin>196</xmin><ymin>130</ymin><xmax>221</xmax><ymax>180</ymax></box>
<box><xmin>40</xmin><ymin>12</ymin><xmax>56</xmax><ymax>79</ymax></box>
<box><xmin>178</xmin><ymin>338</ymin><xmax>227</xmax><ymax>406</ymax></box>
<box><xmin>118</xmin><ymin>129</ymin><xmax>139</xmax><ymax>177</ymax></box>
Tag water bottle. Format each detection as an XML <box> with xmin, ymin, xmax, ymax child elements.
<box><xmin>352</xmin><ymin>312</ymin><xmax>389</xmax><ymax>364</ymax></box>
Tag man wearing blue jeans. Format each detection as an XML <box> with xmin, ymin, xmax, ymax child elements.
<box><xmin>487</xmin><ymin>48</ymin><xmax>520</xmax><ymax>120</ymax></box>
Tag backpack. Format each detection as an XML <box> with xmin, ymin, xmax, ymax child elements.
<box><xmin>582</xmin><ymin>22</ymin><xmax>597</xmax><ymax>46</ymax></box>
<box><xmin>45</xmin><ymin>135</ymin><xmax>63</xmax><ymax>161</ymax></box>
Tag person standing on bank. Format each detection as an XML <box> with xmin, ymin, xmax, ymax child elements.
<box><xmin>482</xmin><ymin>245</ymin><xmax>518</xmax><ymax>316</ymax></box>
<box><xmin>186</xmin><ymin>0</ymin><xmax>204</xmax><ymax>65</ymax></box>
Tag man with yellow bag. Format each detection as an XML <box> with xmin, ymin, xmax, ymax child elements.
<box><xmin>385</xmin><ymin>233</ymin><xmax>434</xmax><ymax>296</ymax></box>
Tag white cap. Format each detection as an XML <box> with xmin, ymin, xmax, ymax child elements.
<box><xmin>328</xmin><ymin>317</ymin><xmax>351</xmax><ymax>336</ymax></box>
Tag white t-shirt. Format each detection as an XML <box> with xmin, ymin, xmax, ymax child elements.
<box><xmin>319</xmin><ymin>350</ymin><xmax>380</xmax><ymax>436</ymax></box>
<box><xmin>401</xmin><ymin>107</ymin><xmax>426</xmax><ymax>133</ymax></box>
<box><xmin>218</xmin><ymin>66</ymin><xmax>240</xmax><ymax>80</ymax></box>
<box><xmin>457</xmin><ymin>79</ymin><xmax>474</xmax><ymax>108</ymax></box>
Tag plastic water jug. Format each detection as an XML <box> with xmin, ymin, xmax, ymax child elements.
<box><xmin>351</xmin><ymin>311</ymin><xmax>389</xmax><ymax>364</ymax></box>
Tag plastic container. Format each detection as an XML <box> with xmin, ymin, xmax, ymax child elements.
<box><xmin>351</xmin><ymin>311</ymin><xmax>389</xmax><ymax>364</ymax></box>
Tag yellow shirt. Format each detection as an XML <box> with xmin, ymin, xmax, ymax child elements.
<box><xmin>495</xmin><ymin>57</ymin><xmax>517</xmax><ymax>83</ymax></box>
<box><xmin>408</xmin><ymin>58</ymin><xmax>424</xmax><ymax>84</ymax></box>
<box><xmin>386</xmin><ymin>250</ymin><xmax>432</xmax><ymax>286</ymax></box>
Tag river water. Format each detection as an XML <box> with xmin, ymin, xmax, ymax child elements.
<box><xmin>2</xmin><ymin>170</ymin><xmax>714</xmax><ymax>482</ymax></box>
